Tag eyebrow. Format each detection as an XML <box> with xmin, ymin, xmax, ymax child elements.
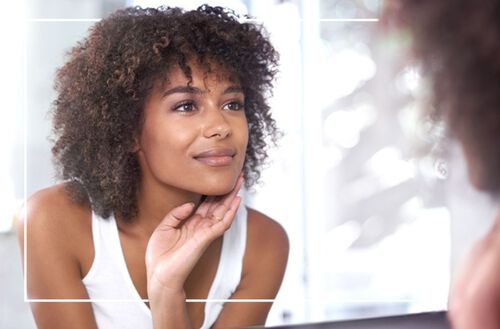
<box><xmin>162</xmin><ymin>85</ymin><xmax>244</xmax><ymax>97</ymax></box>
<box><xmin>223</xmin><ymin>86</ymin><xmax>244</xmax><ymax>94</ymax></box>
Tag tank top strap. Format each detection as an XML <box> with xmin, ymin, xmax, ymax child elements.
<box><xmin>82</xmin><ymin>211</ymin><xmax>104</xmax><ymax>282</ymax></box>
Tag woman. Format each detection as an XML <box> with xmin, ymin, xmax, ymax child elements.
<box><xmin>392</xmin><ymin>1</ymin><xmax>500</xmax><ymax>328</ymax></box>
<box><xmin>17</xmin><ymin>5</ymin><xmax>289</xmax><ymax>329</ymax></box>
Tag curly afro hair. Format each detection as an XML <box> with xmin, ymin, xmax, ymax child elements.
<box><xmin>51</xmin><ymin>5</ymin><xmax>279</xmax><ymax>220</ymax></box>
<box><xmin>398</xmin><ymin>0</ymin><xmax>500</xmax><ymax>192</ymax></box>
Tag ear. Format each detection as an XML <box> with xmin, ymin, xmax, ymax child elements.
<box><xmin>130</xmin><ymin>135</ymin><xmax>141</xmax><ymax>153</ymax></box>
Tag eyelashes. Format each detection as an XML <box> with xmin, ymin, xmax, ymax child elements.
<box><xmin>222</xmin><ymin>100</ymin><xmax>245</xmax><ymax>111</ymax></box>
<box><xmin>172</xmin><ymin>101</ymin><xmax>196</xmax><ymax>112</ymax></box>
<box><xmin>171</xmin><ymin>99</ymin><xmax>245</xmax><ymax>113</ymax></box>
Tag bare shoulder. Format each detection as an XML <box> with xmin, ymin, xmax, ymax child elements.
<box><xmin>244</xmin><ymin>207</ymin><xmax>289</xmax><ymax>276</ymax></box>
<box><xmin>15</xmin><ymin>184</ymin><xmax>97</xmax><ymax>326</ymax></box>
<box><xmin>246</xmin><ymin>207</ymin><xmax>289</xmax><ymax>251</ymax></box>
<box><xmin>15</xmin><ymin>183</ymin><xmax>93</xmax><ymax>279</ymax></box>
<box><xmin>16</xmin><ymin>183</ymin><xmax>91</xmax><ymax>240</ymax></box>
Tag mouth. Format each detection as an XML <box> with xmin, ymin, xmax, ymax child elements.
<box><xmin>193</xmin><ymin>148</ymin><xmax>236</xmax><ymax>167</ymax></box>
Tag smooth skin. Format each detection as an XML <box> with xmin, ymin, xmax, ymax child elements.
<box><xmin>17</xmin><ymin>63</ymin><xmax>289</xmax><ymax>329</ymax></box>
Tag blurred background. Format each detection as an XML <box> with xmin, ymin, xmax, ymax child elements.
<box><xmin>1</xmin><ymin>0</ymin><xmax>498</xmax><ymax>328</ymax></box>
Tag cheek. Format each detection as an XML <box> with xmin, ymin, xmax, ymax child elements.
<box><xmin>237</xmin><ymin>117</ymin><xmax>249</xmax><ymax>146</ymax></box>
<box><xmin>238</xmin><ymin>122</ymin><xmax>249</xmax><ymax>171</ymax></box>
<box><xmin>141</xmin><ymin>116</ymin><xmax>194</xmax><ymax>147</ymax></box>
<box><xmin>139</xmin><ymin>124</ymin><xmax>190</xmax><ymax>166</ymax></box>
<box><xmin>236</xmin><ymin>121</ymin><xmax>249</xmax><ymax>161</ymax></box>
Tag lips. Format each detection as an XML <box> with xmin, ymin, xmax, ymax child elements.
<box><xmin>193</xmin><ymin>148</ymin><xmax>236</xmax><ymax>167</ymax></box>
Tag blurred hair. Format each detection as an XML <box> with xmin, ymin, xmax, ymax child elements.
<box><xmin>398</xmin><ymin>0</ymin><xmax>500</xmax><ymax>192</ymax></box>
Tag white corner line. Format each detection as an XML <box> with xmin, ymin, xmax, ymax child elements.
<box><xmin>26</xmin><ymin>298</ymin><xmax>276</xmax><ymax>303</ymax></box>
<box><xmin>22</xmin><ymin>12</ymin><xmax>378</xmax><ymax>303</ymax></box>
<box><xmin>26</xmin><ymin>298</ymin><xmax>416</xmax><ymax>303</ymax></box>
<box><xmin>27</xmin><ymin>18</ymin><xmax>102</xmax><ymax>22</ymax></box>
<box><xmin>23</xmin><ymin>32</ymin><xmax>28</xmax><ymax>302</ymax></box>
<box><xmin>26</xmin><ymin>18</ymin><xmax>379</xmax><ymax>23</ymax></box>
<box><xmin>242</xmin><ymin>18</ymin><xmax>379</xmax><ymax>22</ymax></box>
<box><xmin>317</xmin><ymin>18</ymin><xmax>378</xmax><ymax>22</ymax></box>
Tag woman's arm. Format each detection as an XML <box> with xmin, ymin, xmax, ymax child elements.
<box><xmin>16</xmin><ymin>186</ymin><xmax>98</xmax><ymax>329</ymax></box>
<box><xmin>212</xmin><ymin>208</ymin><xmax>289</xmax><ymax>328</ymax></box>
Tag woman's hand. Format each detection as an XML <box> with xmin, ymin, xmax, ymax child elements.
<box><xmin>145</xmin><ymin>176</ymin><xmax>243</xmax><ymax>296</ymax></box>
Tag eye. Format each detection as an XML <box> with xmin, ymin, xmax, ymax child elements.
<box><xmin>223</xmin><ymin>100</ymin><xmax>244</xmax><ymax>111</ymax></box>
<box><xmin>173</xmin><ymin>101</ymin><xmax>196</xmax><ymax>112</ymax></box>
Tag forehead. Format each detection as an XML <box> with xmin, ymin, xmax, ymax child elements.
<box><xmin>160</xmin><ymin>61</ymin><xmax>240</xmax><ymax>90</ymax></box>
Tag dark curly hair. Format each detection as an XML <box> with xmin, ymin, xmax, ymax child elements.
<box><xmin>397</xmin><ymin>0</ymin><xmax>500</xmax><ymax>192</ymax></box>
<box><xmin>51</xmin><ymin>5</ymin><xmax>279</xmax><ymax>220</ymax></box>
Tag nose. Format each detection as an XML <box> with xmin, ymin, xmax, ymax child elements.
<box><xmin>203</xmin><ymin>107</ymin><xmax>232</xmax><ymax>139</ymax></box>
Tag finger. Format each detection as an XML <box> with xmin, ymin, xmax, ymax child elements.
<box><xmin>199</xmin><ymin>175</ymin><xmax>244</xmax><ymax>219</ymax></box>
<box><xmin>217</xmin><ymin>196</ymin><xmax>241</xmax><ymax>229</ymax></box>
<box><xmin>206</xmin><ymin>195</ymin><xmax>223</xmax><ymax>214</ymax></box>
<box><xmin>197</xmin><ymin>195</ymin><xmax>222</xmax><ymax>217</ymax></box>
<box><xmin>210</xmin><ymin>195</ymin><xmax>241</xmax><ymax>229</ymax></box>
<box><xmin>206</xmin><ymin>175</ymin><xmax>244</xmax><ymax>214</ymax></box>
<box><xmin>191</xmin><ymin>197</ymin><xmax>241</xmax><ymax>245</ymax></box>
<box><xmin>196</xmin><ymin>196</ymin><xmax>213</xmax><ymax>217</ymax></box>
<box><xmin>159</xmin><ymin>202</ymin><xmax>194</xmax><ymax>229</ymax></box>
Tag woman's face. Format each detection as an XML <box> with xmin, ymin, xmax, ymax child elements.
<box><xmin>135</xmin><ymin>63</ymin><xmax>248</xmax><ymax>196</ymax></box>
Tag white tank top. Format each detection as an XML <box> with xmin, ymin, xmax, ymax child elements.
<box><xmin>82</xmin><ymin>205</ymin><xmax>248</xmax><ymax>329</ymax></box>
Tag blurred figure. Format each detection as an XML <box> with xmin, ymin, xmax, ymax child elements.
<box><xmin>387</xmin><ymin>1</ymin><xmax>500</xmax><ymax>328</ymax></box>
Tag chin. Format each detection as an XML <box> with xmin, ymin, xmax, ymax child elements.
<box><xmin>466</xmin><ymin>160</ymin><xmax>500</xmax><ymax>195</ymax></box>
<box><xmin>459</xmin><ymin>137</ymin><xmax>500</xmax><ymax>195</ymax></box>
<box><xmin>469</xmin><ymin>171</ymin><xmax>500</xmax><ymax>195</ymax></box>
<box><xmin>199</xmin><ymin>176</ymin><xmax>238</xmax><ymax>196</ymax></box>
